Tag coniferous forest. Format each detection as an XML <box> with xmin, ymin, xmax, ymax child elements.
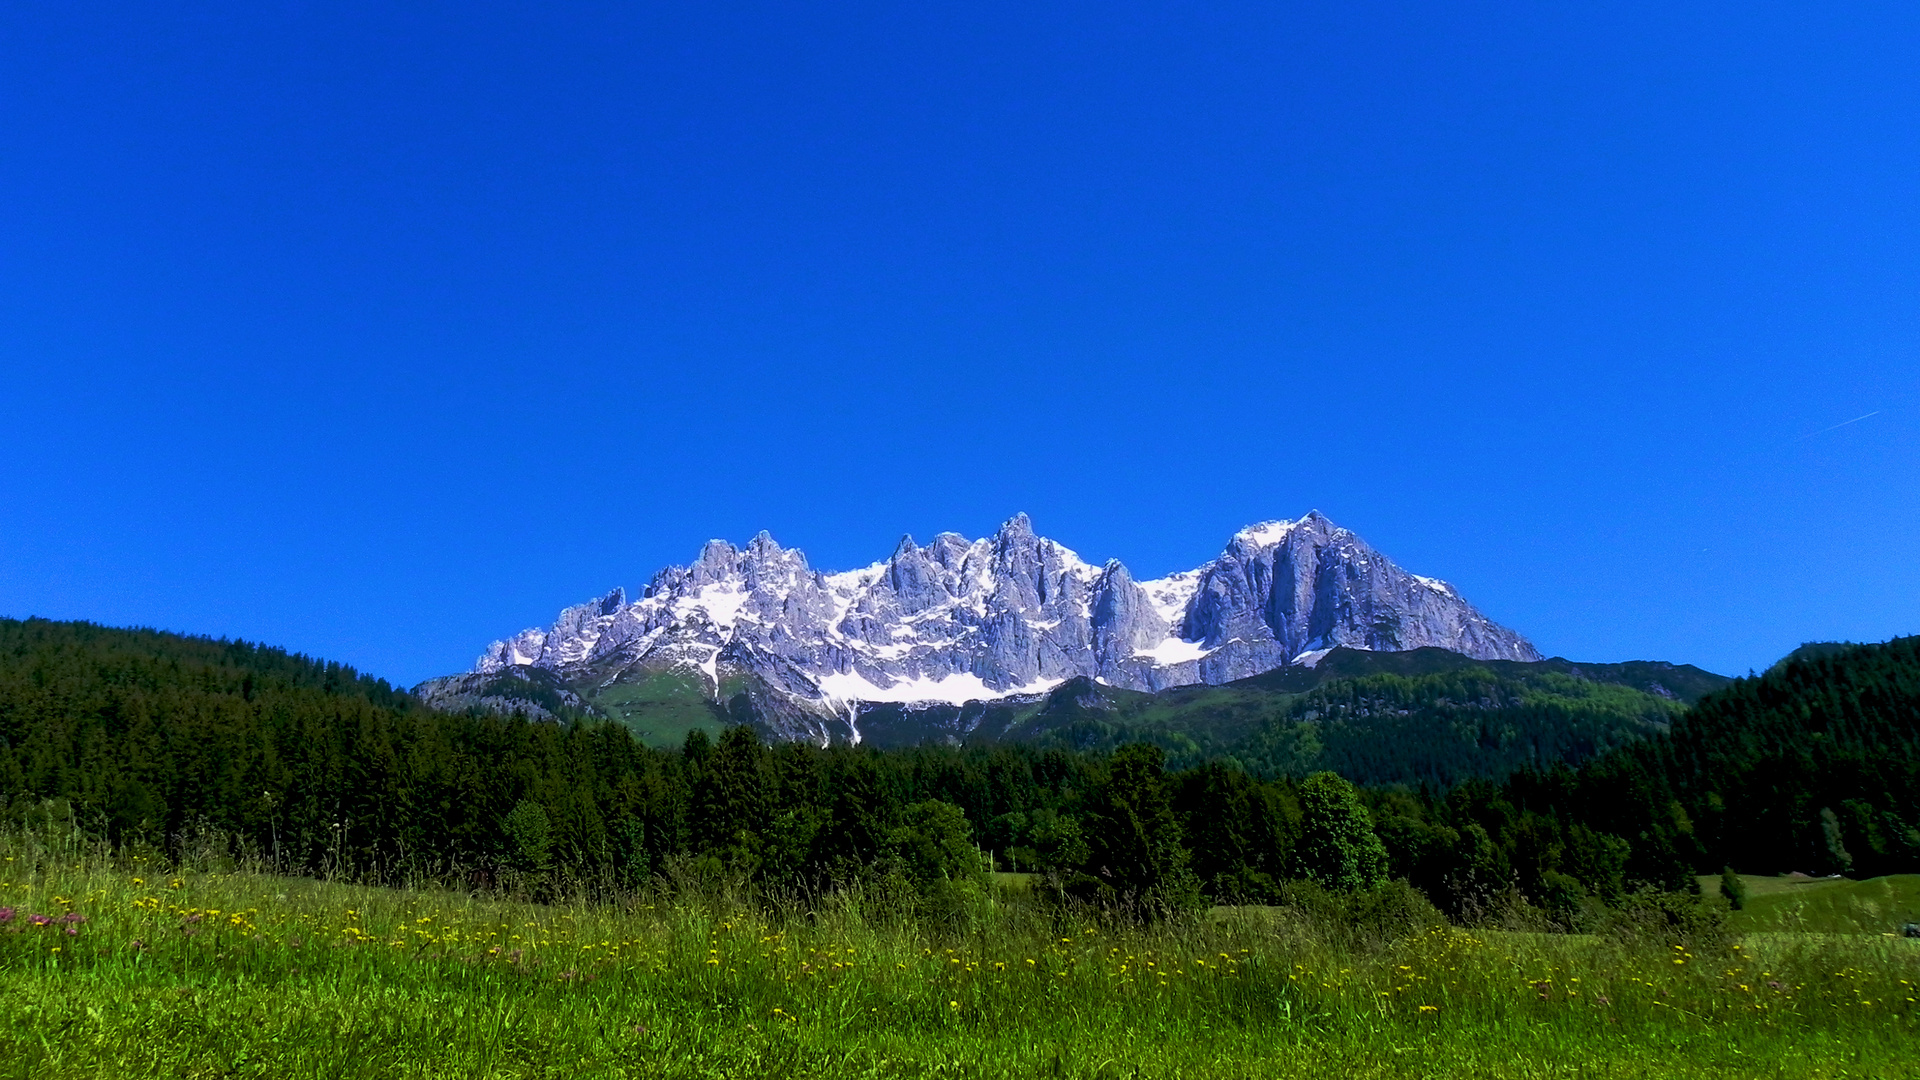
<box><xmin>4</xmin><ymin>615</ymin><xmax>1916</xmax><ymax>920</ymax></box>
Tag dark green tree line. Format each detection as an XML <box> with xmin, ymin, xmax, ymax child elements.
<box><xmin>5</xmin><ymin>618</ymin><xmax>1918</xmax><ymax>925</ymax></box>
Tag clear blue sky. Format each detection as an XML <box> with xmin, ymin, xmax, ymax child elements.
<box><xmin>2</xmin><ymin>1</ymin><xmax>1915</xmax><ymax>686</ymax></box>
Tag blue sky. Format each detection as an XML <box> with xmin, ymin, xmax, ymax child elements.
<box><xmin>2</xmin><ymin>1</ymin><xmax>1915</xmax><ymax>685</ymax></box>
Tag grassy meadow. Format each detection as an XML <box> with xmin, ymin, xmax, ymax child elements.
<box><xmin>1705</xmin><ymin>873</ymin><xmax>1920</xmax><ymax>936</ymax></box>
<box><xmin>2</xmin><ymin>836</ymin><xmax>1916</xmax><ymax>1079</ymax></box>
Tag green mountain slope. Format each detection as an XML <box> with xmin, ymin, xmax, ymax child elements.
<box><xmin>413</xmin><ymin>665</ymin><xmax>600</xmax><ymax>723</ymax></box>
<box><xmin>822</xmin><ymin>647</ymin><xmax>1730</xmax><ymax>786</ymax></box>
<box><xmin>1243</xmin><ymin>647</ymin><xmax>1727</xmax><ymax>702</ymax></box>
<box><xmin>1005</xmin><ymin>657</ymin><xmax>1709</xmax><ymax>786</ymax></box>
<box><xmin>415</xmin><ymin>655</ymin><xmax>740</xmax><ymax>744</ymax></box>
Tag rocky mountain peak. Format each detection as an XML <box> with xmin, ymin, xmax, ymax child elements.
<box><xmin>456</xmin><ymin>512</ymin><xmax>1541</xmax><ymax>738</ymax></box>
<box><xmin>926</xmin><ymin>532</ymin><xmax>970</xmax><ymax>569</ymax></box>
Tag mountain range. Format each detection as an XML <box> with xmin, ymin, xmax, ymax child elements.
<box><xmin>417</xmin><ymin>512</ymin><xmax>1544</xmax><ymax>743</ymax></box>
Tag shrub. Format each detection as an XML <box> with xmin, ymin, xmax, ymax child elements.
<box><xmin>501</xmin><ymin>800</ymin><xmax>553</xmax><ymax>873</ymax></box>
<box><xmin>1276</xmin><ymin>878</ymin><xmax>1446</xmax><ymax>949</ymax></box>
<box><xmin>1718</xmin><ymin>866</ymin><xmax>1747</xmax><ymax>911</ymax></box>
<box><xmin>1600</xmin><ymin>886</ymin><xmax>1729</xmax><ymax>949</ymax></box>
<box><xmin>1534</xmin><ymin>869</ymin><xmax>1592</xmax><ymax>930</ymax></box>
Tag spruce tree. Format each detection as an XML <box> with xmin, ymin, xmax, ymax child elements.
<box><xmin>690</xmin><ymin>726</ymin><xmax>769</xmax><ymax>869</ymax></box>
<box><xmin>1077</xmin><ymin>744</ymin><xmax>1200</xmax><ymax>915</ymax></box>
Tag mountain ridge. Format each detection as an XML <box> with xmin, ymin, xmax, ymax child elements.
<box><xmin>419</xmin><ymin>512</ymin><xmax>1542</xmax><ymax>741</ymax></box>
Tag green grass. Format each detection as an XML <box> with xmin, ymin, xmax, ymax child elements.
<box><xmin>1705</xmin><ymin>874</ymin><xmax>1920</xmax><ymax>935</ymax></box>
<box><xmin>4</xmin><ymin>842</ymin><xmax>1918</xmax><ymax>1079</ymax></box>
<box><xmin>587</xmin><ymin>668</ymin><xmax>728</xmax><ymax>748</ymax></box>
<box><xmin>1700</xmin><ymin>874</ymin><xmax>1852</xmax><ymax>900</ymax></box>
<box><xmin>988</xmin><ymin>871</ymin><xmax>1038</xmax><ymax>894</ymax></box>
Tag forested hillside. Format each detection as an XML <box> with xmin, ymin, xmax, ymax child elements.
<box><xmin>0</xmin><ymin>617</ymin><xmax>642</xmax><ymax>878</ymax></box>
<box><xmin>3</xmin><ymin>618</ymin><xmax>1915</xmax><ymax>921</ymax></box>
<box><xmin>1399</xmin><ymin>636</ymin><xmax>1920</xmax><ymax>910</ymax></box>
<box><xmin>1595</xmin><ymin>635</ymin><xmax>1920</xmax><ymax>878</ymax></box>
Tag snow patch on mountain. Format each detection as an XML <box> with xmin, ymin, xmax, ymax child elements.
<box><xmin>1138</xmin><ymin>569</ymin><xmax>1202</xmax><ymax>626</ymax></box>
<box><xmin>1132</xmin><ymin>636</ymin><xmax>1213</xmax><ymax>665</ymax></box>
<box><xmin>815</xmin><ymin>670</ymin><xmax>1064</xmax><ymax>705</ymax></box>
<box><xmin>1235</xmin><ymin>519</ymin><xmax>1301</xmax><ymax>548</ymax></box>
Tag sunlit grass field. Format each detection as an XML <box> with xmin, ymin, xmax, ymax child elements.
<box><xmin>1701</xmin><ymin>873</ymin><xmax>1920</xmax><ymax>935</ymax></box>
<box><xmin>4</xmin><ymin>839</ymin><xmax>1918</xmax><ymax>1078</ymax></box>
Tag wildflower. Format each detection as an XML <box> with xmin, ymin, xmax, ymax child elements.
<box><xmin>0</xmin><ymin>907</ymin><xmax>12</xmax><ymax>924</ymax></box>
